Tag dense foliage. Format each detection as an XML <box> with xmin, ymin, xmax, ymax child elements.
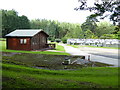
<box><xmin>30</xmin><ymin>19</ymin><xmax>83</xmax><ymax>40</ymax></box>
<box><xmin>1</xmin><ymin>9</ymin><xmax>30</xmax><ymax>37</ymax></box>
<box><xmin>1</xmin><ymin>9</ymin><xmax>120</xmax><ymax>40</ymax></box>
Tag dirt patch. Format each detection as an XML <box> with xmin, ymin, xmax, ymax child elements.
<box><xmin>2</xmin><ymin>52</ymin><xmax>113</xmax><ymax>70</ymax></box>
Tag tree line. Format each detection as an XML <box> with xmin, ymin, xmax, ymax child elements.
<box><xmin>1</xmin><ymin>9</ymin><xmax>30</xmax><ymax>37</ymax></box>
<box><xmin>0</xmin><ymin>9</ymin><xmax>120</xmax><ymax>41</ymax></box>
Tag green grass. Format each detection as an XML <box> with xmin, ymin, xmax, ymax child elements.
<box><xmin>2</xmin><ymin>63</ymin><xmax>119</xmax><ymax>88</ymax></box>
<box><xmin>2</xmin><ymin>49</ymin><xmax>69</xmax><ymax>55</ymax></box>
<box><xmin>0</xmin><ymin>41</ymin><xmax>69</xmax><ymax>55</ymax></box>
<box><xmin>68</xmin><ymin>44</ymin><xmax>120</xmax><ymax>49</ymax></box>
<box><xmin>0</xmin><ymin>38</ymin><xmax>6</xmax><ymax>41</ymax></box>
<box><xmin>56</xmin><ymin>44</ymin><xmax>65</xmax><ymax>52</ymax></box>
<box><xmin>0</xmin><ymin>41</ymin><xmax>6</xmax><ymax>50</ymax></box>
<box><xmin>50</xmin><ymin>42</ymin><xmax>65</xmax><ymax>51</ymax></box>
<box><xmin>1</xmin><ymin>41</ymin><xmax>119</xmax><ymax>88</ymax></box>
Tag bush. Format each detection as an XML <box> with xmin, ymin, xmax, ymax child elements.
<box><xmin>55</xmin><ymin>39</ymin><xmax>61</xmax><ymax>43</ymax></box>
<box><xmin>51</xmin><ymin>40</ymin><xmax>54</xmax><ymax>42</ymax></box>
<box><xmin>100</xmin><ymin>34</ymin><xmax>118</xmax><ymax>39</ymax></box>
<box><xmin>49</xmin><ymin>38</ymin><xmax>55</xmax><ymax>42</ymax></box>
<box><xmin>0</xmin><ymin>38</ymin><xmax>6</xmax><ymax>41</ymax></box>
<box><xmin>62</xmin><ymin>38</ymin><xmax>67</xmax><ymax>44</ymax></box>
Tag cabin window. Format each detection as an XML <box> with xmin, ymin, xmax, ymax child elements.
<box><xmin>20</xmin><ymin>39</ymin><xmax>23</xmax><ymax>44</ymax></box>
<box><xmin>20</xmin><ymin>39</ymin><xmax>27</xmax><ymax>44</ymax></box>
<box><xmin>24</xmin><ymin>39</ymin><xmax>27</xmax><ymax>44</ymax></box>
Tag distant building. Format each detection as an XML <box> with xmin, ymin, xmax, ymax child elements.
<box><xmin>5</xmin><ymin>29</ymin><xmax>50</xmax><ymax>51</ymax></box>
<box><xmin>67</xmin><ymin>39</ymin><xmax>119</xmax><ymax>47</ymax></box>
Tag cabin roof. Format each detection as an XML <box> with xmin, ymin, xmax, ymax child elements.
<box><xmin>5</xmin><ymin>29</ymin><xmax>49</xmax><ymax>37</ymax></box>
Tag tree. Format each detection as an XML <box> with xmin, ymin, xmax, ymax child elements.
<box><xmin>95</xmin><ymin>21</ymin><xmax>115</xmax><ymax>37</ymax></box>
<box><xmin>30</xmin><ymin>18</ymin><xmax>83</xmax><ymax>40</ymax></box>
<box><xmin>100</xmin><ymin>34</ymin><xmax>117</xmax><ymax>39</ymax></box>
<box><xmin>74</xmin><ymin>25</ymin><xmax>83</xmax><ymax>38</ymax></box>
<box><xmin>1</xmin><ymin>9</ymin><xmax>30</xmax><ymax>37</ymax></box>
<box><xmin>30</xmin><ymin>19</ymin><xmax>42</xmax><ymax>29</ymax></box>
<box><xmin>84</xmin><ymin>29</ymin><xmax>98</xmax><ymax>39</ymax></box>
<box><xmin>18</xmin><ymin>15</ymin><xmax>30</xmax><ymax>29</ymax></box>
<box><xmin>112</xmin><ymin>25</ymin><xmax>120</xmax><ymax>34</ymax></box>
<box><xmin>58</xmin><ymin>22</ymin><xmax>70</xmax><ymax>39</ymax></box>
<box><xmin>81</xmin><ymin>16</ymin><xmax>98</xmax><ymax>33</ymax></box>
<box><xmin>64</xmin><ymin>23</ymin><xmax>83</xmax><ymax>39</ymax></box>
<box><xmin>2</xmin><ymin>9</ymin><xmax>19</xmax><ymax>37</ymax></box>
<box><xmin>74</xmin><ymin>0</ymin><xmax>120</xmax><ymax>26</ymax></box>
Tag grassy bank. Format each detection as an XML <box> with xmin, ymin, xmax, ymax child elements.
<box><xmin>56</xmin><ymin>44</ymin><xmax>65</xmax><ymax>52</ymax></box>
<box><xmin>2</xmin><ymin>63</ymin><xmax>118</xmax><ymax>88</ymax></box>
<box><xmin>0</xmin><ymin>41</ymin><xmax>69</xmax><ymax>55</ymax></box>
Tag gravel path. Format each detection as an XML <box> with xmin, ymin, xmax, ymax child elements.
<box><xmin>78</xmin><ymin>47</ymin><xmax>118</xmax><ymax>54</ymax></box>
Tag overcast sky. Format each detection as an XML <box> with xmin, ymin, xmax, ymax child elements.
<box><xmin>0</xmin><ymin>0</ymin><xmax>109</xmax><ymax>24</ymax></box>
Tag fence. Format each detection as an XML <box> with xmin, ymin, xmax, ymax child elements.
<box><xmin>46</xmin><ymin>44</ymin><xmax>56</xmax><ymax>49</ymax></box>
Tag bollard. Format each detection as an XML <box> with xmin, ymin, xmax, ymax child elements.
<box><xmin>64</xmin><ymin>65</ymin><xmax>67</xmax><ymax>69</ymax></box>
<box><xmin>62</xmin><ymin>57</ymin><xmax>71</xmax><ymax>69</ymax></box>
<box><xmin>88</xmin><ymin>55</ymin><xmax>90</xmax><ymax>61</ymax></box>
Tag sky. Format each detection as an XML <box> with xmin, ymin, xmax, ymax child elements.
<box><xmin>0</xmin><ymin>0</ymin><xmax>110</xmax><ymax>24</ymax></box>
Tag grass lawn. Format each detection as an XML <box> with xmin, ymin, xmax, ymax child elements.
<box><xmin>0</xmin><ymin>41</ymin><xmax>69</xmax><ymax>55</ymax></box>
<box><xmin>0</xmin><ymin>38</ymin><xmax>6</xmax><ymax>41</ymax></box>
<box><xmin>49</xmin><ymin>42</ymin><xmax>65</xmax><ymax>52</ymax></box>
<box><xmin>56</xmin><ymin>44</ymin><xmax>65</xmax><ymax>52</ymax></box>
<box><xmin>1</xmin><ymin>40</ymin><xmax>119</xmax><ymax>88</ymax></box>
<box><xmin>2</xmin><ymin>63</ymin><xmax>119</xmax><ymax>88</ymax></box>
<box><xmin>68</xmin><ymin>44</ymin><xmax>120</xmax><ymax>49</ymax></box>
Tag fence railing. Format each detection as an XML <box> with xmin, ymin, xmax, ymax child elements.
<box><xmin>46</xmin><ymin>44</ymin><xmax>56</xmax><ymax>49</ymax></box>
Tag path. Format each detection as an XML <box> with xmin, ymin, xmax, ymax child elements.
<box><xmin>59</xmin><ymin>43</ymin><xmax>119</xmax><ymax>67</ymax></box>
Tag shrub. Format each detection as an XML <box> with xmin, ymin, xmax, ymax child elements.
<box><xmin>62</xmin><ymin>38</ymin><xmax>67</xmax><ymax>44</ymax></box>
<box><xmin>55</xmin><ymin>39</ymin><xmax>61</xmax><ymax>43</ymax></box>
<box><xmin>49</xmin><ymin>38</ymin><xmax>55</xmax><ymax>42</ymax></box>
<box><xmin>100</xmin><ymin>34</ymin><xmax>118</xmax><ymax>39</ymax></box>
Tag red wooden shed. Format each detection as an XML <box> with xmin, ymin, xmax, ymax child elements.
<box><xmin>5</xmin><ymin>29</ymin><xmax>50</xmax><ymax>51</ymax></box>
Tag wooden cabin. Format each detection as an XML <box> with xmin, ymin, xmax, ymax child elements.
<box><xmin>5</xmin><ymin>29</ymin><xmax>52</xmax><ymax>51</ymax></box>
